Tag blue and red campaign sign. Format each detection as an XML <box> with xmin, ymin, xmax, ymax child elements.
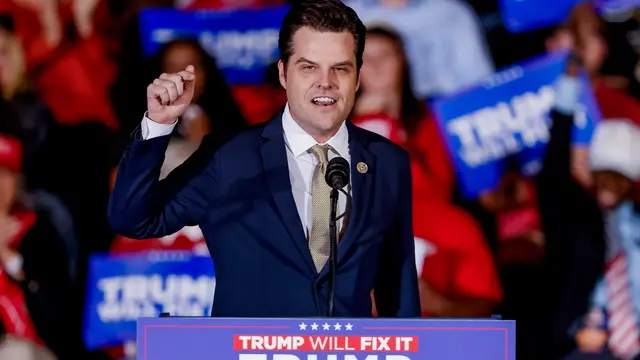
<box><xmin>431</xmin><ymin>50</ymin><xmax>600</xmax><ymax>199</ymax></box>
<box><xmin>138</xmin><ymin>317</ymin><xmax>515</xmax><ymax>359</ymax></box>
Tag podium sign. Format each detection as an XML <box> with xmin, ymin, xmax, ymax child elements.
<box><xmin>138</xmin><ymin>317</ymin><xmax>515</xmax><ymax>359</ymax></box>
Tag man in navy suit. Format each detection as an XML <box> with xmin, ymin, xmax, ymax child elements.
<box><xmin>108</xmin><ymin>0</ymin><xmax>420</xmax><ymax>318</ymax></box>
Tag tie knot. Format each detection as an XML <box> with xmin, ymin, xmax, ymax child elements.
<box><xmin>310</xmin><ymin>144</ymin><xmax>329</xmax><ymax>164</ymax></box>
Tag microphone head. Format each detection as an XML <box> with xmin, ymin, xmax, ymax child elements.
<box><xmin>325</xmin><ymin>157</ymin><xmax>350</xmax><ymax>190</ymax></box>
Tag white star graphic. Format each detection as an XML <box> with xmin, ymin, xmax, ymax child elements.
<box><xmin>299</xmin><ymin>322</ymin><xmax>307</xmax><ymax>330</ymax></box>
<box><xmin>322</xmin><ymin>322</ymin><xmax>330</xmax><ymax>330</ymax></box>
<box><xmin>311</xmin><ymin>323</ymin><xmax>319</xmax><ymax>330</ymax></box>
<box><xmin>333</xmin><ymin>323</ymin><xmax>342</xmax><ymax>330</ymax></box>
<box><xmin>345</xmin><ymin>323</ymin><xmax>353</xmax><ymax>331</ymax></box>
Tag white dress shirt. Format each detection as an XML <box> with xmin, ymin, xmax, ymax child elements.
<box><xmin>140</xmin><ymin>104</ymin><xmax>351</xmax><ymax>237</ymax></box>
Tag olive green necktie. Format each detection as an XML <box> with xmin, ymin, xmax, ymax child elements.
<box><xmin>308</xmin><ymin>144</ymin><xmax>332</xmax><ymax>272</ymax></box>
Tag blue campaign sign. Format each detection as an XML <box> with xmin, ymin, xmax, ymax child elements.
<box><xmin>138</xmin><ymin>6</ymin><xmax>289</xmax><ymax>84</ymax></box>
<box><xmin>498</xmin><ymin>0</ymin><xmax>584</xmax><ymax>33</ymax></box>
<box><xmin>83</xmin><ymin>252</ymin><xmax>215</xmax><ymax>350</ymax></box>
<box><xmin>431</xmin><ymin>51</ymin><xmax>600</xmax><ymax>199</ymax></box>
<box><xmin>499</xmin><ymin>0</ymin><xmax>640</xmax><ymax>33</ymax></box>
<box><xmin>138</xmin><ymin>317</ymin><xmax>515</xmax><ymax>360</ymax></box>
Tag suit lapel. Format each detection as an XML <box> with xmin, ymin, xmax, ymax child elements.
<box><xmin>260</xmin><ymin>114</ymin><xmax>316</xmax><ymax>274</ymax></box>
<box><xmin>336</xmin><ymin>122</ymin><xmax>376</xmax><ymax>265</ymax></box>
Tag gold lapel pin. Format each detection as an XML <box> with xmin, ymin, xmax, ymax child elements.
<box><xmin>357</xmin><ymin>162</ymin><xmax>368</xmax><ymax>174</ymax></box>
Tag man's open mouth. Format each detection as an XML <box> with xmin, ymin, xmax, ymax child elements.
<box><xmin>311</xmin><ymin>97</ymin><xmax>337</xmax><ymax>106</ymax></box>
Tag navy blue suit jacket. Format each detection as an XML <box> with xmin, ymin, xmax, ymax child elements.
<box><xmin>108</xmin><ymin>113</ymin><xmax>420</xmax><ymax>318</ymax></box>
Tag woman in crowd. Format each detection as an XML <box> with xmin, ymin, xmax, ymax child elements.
<box><xmin>151</xmin><ymin>39</ymin><xmax>248</xmax><ymax>143</ymax></box>
<box><xmin>354</xmin><ymin>24</ymin><xmax>501</xmax><ymax>319</ymax></box>
<box><xmin>0</xmin><ymin>17</ymin><xmax>58</xmax><ymax>193</ymax></box>
<box><xmin>351</xmin><ymin>24</ymin><xmax>454</xmax><ymax>202</ymax></box>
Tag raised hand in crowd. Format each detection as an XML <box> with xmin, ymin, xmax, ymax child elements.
<box><xmin>71</xmin><ymin>0</ymin><xmax>102</xmax><ymax>38</ymax></box>
<box><xmin>13</xmin><ymin>0</ymin><xmax>62</xmax><ymax>48</ymax></box>
<box><xmin>147</xmin><ymin>65</ymin><xmax>197</xmax><ymax>124</ymax></box>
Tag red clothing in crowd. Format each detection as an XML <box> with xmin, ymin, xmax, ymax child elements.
<box><xmin>0</xmin><ymin>211</ymin><xmax>40</xmax><ymax>346</ymax></box>
<box><xmin>0</xmin><ymin>136</ymin><xmax>40</xmax><ymax>344</ymax></box>
<box><xmin>5</xmin><ymin>0</ymin><xmax>119</xmax><ymax>129</ymax></box>
<box><xmin>231</xmin><ymin>85</ymin><xmax>287</xmax><ymax>125</ymax></box>
<box><xmin>110</xmin><ymin>226</ymin><xmax>208</xmax><ymax>255</ymax></box>
<box><xmin>413</xmin><ymin>201</ymin><xmax>503</xmax><ymax>317</ymax></box>
<box><xmin>351</xmin><ymin>113</ymin><xmax>454</xmax><ymax>202</ymax></box>
<box><xmin>350</xmin><ymin>113</ymin><xmax>407</xmax><ymax>145</ymax></box>
<box><xmin>594</xmin><ymin>79</ymin><xmax>640</xmax><ymax>125</ymax></box>
<box><xmin>410</xmin><ymin>114</ymin><xmax>455</xmax><ymax>201</ymax></box>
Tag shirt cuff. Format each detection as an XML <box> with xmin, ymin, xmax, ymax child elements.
<box><xmin>140</xmin><ymin>112</ymin><xmax>177</xmax><ymax>140</ymax></box>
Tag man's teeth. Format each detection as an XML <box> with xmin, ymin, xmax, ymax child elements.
<box><xmin>312</xmin><ymin>97</ymin><xmax>336</xmax><ymax>104</ymax></box>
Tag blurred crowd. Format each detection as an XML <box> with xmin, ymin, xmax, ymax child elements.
<box><xmin>0</xmin><ymin>0</ymin><xmax>640</xmax><ymax>359</ymax></box>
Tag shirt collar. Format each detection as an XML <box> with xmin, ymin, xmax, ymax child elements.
<box><xmin>281</xmin><ymin>103</ymin><xmax>349</xmax><ymax>158</ymax></box>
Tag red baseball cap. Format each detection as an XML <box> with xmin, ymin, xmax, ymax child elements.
<box><xmin>0</xmin><ymin>135</ymin><xmax>22</xmax><ymax>173</ymax></box>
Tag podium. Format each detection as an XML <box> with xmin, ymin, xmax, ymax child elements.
<box><xmin>137</xmin><ymin>317</ymin><xmax>515</xmax><ymax>359</ymax></box>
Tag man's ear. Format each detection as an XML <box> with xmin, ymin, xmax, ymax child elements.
<box><xmin>278</xmin><ymin>60</ymin><xmax>286</xmax><ymax>90</ymax></box>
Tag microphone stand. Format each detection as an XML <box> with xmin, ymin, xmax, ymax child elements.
<box><xmin>328</xmin><ymin>188</ymin><xmax>339</xmax><ymax>317</ymax></box>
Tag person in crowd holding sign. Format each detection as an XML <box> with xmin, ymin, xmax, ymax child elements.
<box><xmin>108</xmin><ymin>0</ymin><xmax>420</xmax><ymax>318</ymax></box>
<box><xmin>545</xmin><ymin>3</ymin><xmax>640</xmax><ymax>188</ymax></box>
<box><xmin>537</xmin><ymin>54</ymin><xmax>640</xmax><ymax>360</ymax></box>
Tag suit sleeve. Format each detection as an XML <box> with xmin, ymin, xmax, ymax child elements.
<box><xmin>107</xmin><ymin>127</ymin><xmax>221</xmax><ymax>239</ymax></box>
<box><xmin>374</xmin><ymin>150</ymin><xmax>421</xmax><ymax>317</ymax></box>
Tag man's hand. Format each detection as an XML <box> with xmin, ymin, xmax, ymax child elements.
<box><xmin>575</xmin><ymin>328</ymin><xmax>608</xmax><ymax>353</ymax></box>
<box><xmin>147</xmin><ymin>66</ymin><xmax>197</xmax><ymax>125</ymax></box>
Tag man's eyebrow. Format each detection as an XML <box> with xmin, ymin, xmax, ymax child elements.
<box><xmin>295</xmin><ymin>57</ymin><xmax>318</xmax><ymax>65</ymax></box>
<box><xmin>333</xmin><ymin>61</ymin><xmax>354</xmax><ymax>67</ymax></box>
<box><xmin>293</xmin><ymin>58</ymin><xmax>355</xmax><ymax>67</ymax></box>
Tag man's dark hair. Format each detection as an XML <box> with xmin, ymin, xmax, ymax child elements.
<box><xmin>278</xmin><ymin>0</ymin><xmax>366</xmax><ymax>69</ymax></box>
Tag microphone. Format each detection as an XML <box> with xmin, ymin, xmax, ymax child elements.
<box><xmin>324</xmin><ymin>157</ymin><xmax>350</xmax><ymax>317</ymax></box>
<box><xmin>325</xmin><ymin>157</ymin><xmax>350</xmax><ymax>190</ymax></box>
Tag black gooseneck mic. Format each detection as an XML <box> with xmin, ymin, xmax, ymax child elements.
<box><xmin>324</xmin><ymin>157</ymin><xmax>350</xmax><ymax>317</ymax></box>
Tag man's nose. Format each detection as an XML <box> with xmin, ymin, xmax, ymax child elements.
<box><xmin>316</xmin><ymin>70</ymin><xmax>337</xmax><ymax>89</ymax></box>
